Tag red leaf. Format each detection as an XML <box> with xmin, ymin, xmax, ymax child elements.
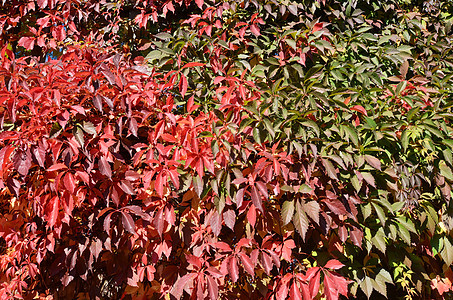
<box><xmin>206</xmin><ymin>275</ymin><xmax>218</xmax><ymax>300</ymax></box>
<box><xmin>324</xmin><ymin>259</ymin><xmax>344</xmax><ymax>270</ymax></box>
<box><xmin>103</xmin><ymin>213</ymin><xmax>113</xmax><ymax>233</ymax></box>
<box><xmin>37</xmin><ymin>0</ymin><xmax>48</xmax><ymax>8</ymax></box>
<box><xmin>323</xmin><ymin>272</ymin><xmax>340</xmax><ymax>300</ymax></box>
<box><xmin>312</xmin><ymin>22</ymin><xmax>324</xmax><ymax>33</ymax></box>
<box><xmin>228</xmin><ymin>256</ymin><xmax>239</xmax><ymax>283</ymax></box>
<box><xmin>223</xmin><ymin>209</ymin><xmax>236</xmax><ymax>230</ymax></box>
<box><xmin>260</xmin><ymin>251</ymin><xmax>273</xmax><ymax>275</ymax></box>
<box><xmin>250</xmin><ymin>185</ymin><xmax>263</xmax><ymax>212</ymax></box>
<box><xmin>119</xmin><ymin>180</ymin><xmax>135</xmax><ymax>195</ymax></box>
<box><xmin>99</xmin><ymin>156</ymin><xmax>112</xmax><ymax>178</ymax></box>
<box><xmin>32</xmin><ymin>146</ymin><xmax>46</xmax><ymax>168</ymax></box>
<box><xmin>255</xmin><ymin>181</ymin><xmax>268</xmax><ymax>199</ymax></box>
<box><xmin>301</xmin><ymin>283</ymin><xmax>311</xmax><ymax>299</ymax></box>
<box><xmin>276</xmin><ymin>278</ymin><xmax>290</xmax><ymax>300</ymax></box>
<box><xmin>171</xmin><ymin>273</ymin><xmax>197</xmax><ymax>299</ymax></box>
<box><xmin>250</xmin><ymin>24</ymin><xmax>261</xmax><ymax>36</ymax></box>
<box><xmin>13</xmin><ymin>148</ymin><xmax>32</xmax><ymax>176</ymax></box>
<box><xmin>181</xmin><ymin>62</ymin><xmax>205</xmax><ymax>69</ymax></box>
<box><xmin>129</xmin><ymin>117</ymin><xmax>138</xmax><ymax>136</ymax></box>
<box><xmin>55</xmin><ymin>25</ymin><xmax>66</xmax><ymax>41</ymax></box>
<box><xmin>18</xmin><ymin>37</ymin><xmax>35</xmax><ymax>50</ymax></box>
<box><xmin>350</xmin><ymin>105</ymin><xmax>367</xmax><ymax>116</ymax></box>
<box><xmin>247</xmin><ymin>204</ymin><xmax>256</xmax><ymax>227</ymax></box>
<box><xmin>101</xmin><ymin>69</ymin><xmax>116</xmax><ymax>86</ymax></box>
<box><xmin>195</xmin><ymin>0</ymin><xmax>203</xmax><ymax>8</ymax></box>
<box><xmin>290</xmin><ymin>281</ymin><xmax>302</xmax><ymax>300</ymax></box>
<box><xmin>307</xmin><ymin>267</ymin><xmax>321</xmax><ymax>298</ymax></box>
<box><xmin>121</xmin><ymin>211</ymin><xmax>135</xmax><ymax>234</ymax></box>
<box><xmin>238</xmin><ymin>253</ymin><xmax>254</xmax><ymax>276</ymax></box>
<box><xmin>236</xmin><ymin>188</ymin><xmax>245</xmax><ymax>208</ymax></box>
<box><xmin>64</xmin><ymin>172</ymin><xmax>76</xmax><ymax>194</ymax></box>
<box><xmin>179</xmin><ymin>74</ymin><xmax>188</xmax><ymax>97</ymax></box>
<box><xmin>350</xmin><ymin>227</ymin><xmax>363</xmax><ymax>248</ymax></box>
<box><xmin>326</xmin><ymin>271</ymin><xmax>349</xmax><ymax>298</ymax></box>
<box><xmin>364</xmin><ymin>154</ymin><xmax>381</xmax><ymax>171</ymax></box>
<box><xmin>210</xmin><ymin>210</ymin><xmax>222</xmax><ymax>236</ymax></box>
<box><xmin>153</xmin><ymin>208</ymin><xmax>164</xmax><ymax>236</ymax></box>
<box><xmin>47</xmin><ymin>196</ymin><xmax>60</xmax><ymax>228</ymax></box>
<box><xmin>187</xmin><ymin>96</ymin><xmax>200</xmax><ymax>113</ymax></box>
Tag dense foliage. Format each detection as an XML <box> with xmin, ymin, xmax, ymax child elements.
<box><xmin>1</xmin><ymin>0</ymin><xmax>453</xmax><ymax>299</ymax></box>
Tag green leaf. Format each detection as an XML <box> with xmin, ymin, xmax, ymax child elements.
<box><xmin>146</xmin><ymin>50</ymin><xmax>163</xmax><ymax>61</ymax></box>
<box><xmin>155</xmin><ymin>32</ymin><xmax>173</xmax><ymax>40</ymax></box>
<box><xmin>302</xmin><ymin>201</ymin><xmax>320</xmax><ymax>225</ymax></box>
<box><xmin>322</xmin><ymin>158</ymin><xmax>338</xmax><ymax>180</ymax></box>
<box><xmin>73</xmin><ymin>126</ymin><xmax>84</xmax><ymax>148</ymax></box>
<box><xmin>263</xmin><ymin>118</ymin><xmax>275</xmax><ymax>138</ymax></box>
<box><xmin>253</xmin><ymin>127</ymin><xmax>262</xmax><ymax>144</ymax></box>
<box><xmin>193</xmin><ymin>175</ymin><xmax>203</xmax><ymax>198</ymax></box>
<box><xmin>431</xmin><ymin>235</ymin><xmax>443</xmax><ymax>257</ymax></box>
<box><xmin>344</xmin><ymin>125</ymin><xmax>359</xmax><ymax>146</ymax></box>
<box><xmin>397</xmin><ymin>222</ymin><xmax>411</xmax><ymax>245</ymax></box>
<box><xmin>396</xmin><ymin>216</ymin><xmax>417</xmax><ymax>234</ymax></box>
<box><xmin>360</xmin><ymin>276</ymin><xmax>374</xmax><ymax>299</ymax></box>
<box><xmin>361</xmin><ymin>203</ymin><xmax>372</xmax><ymax>220</ymax></box>
<box><xmin>351</xmin><ymin>174</ymin><xmax>362</xmax><ymax>192</ymax></box>
<box><xmin>401</xmin><ymin>130</ymin><xmax>409</xmax><ymax>151</ymax></box>
<box><xmin>293</xmin><ymin>201</ymin><xmax>309</xmax><ymax>240</ymax></box>
<box><xmin>372</xmin><ymin>202</ymin><xmax>386</xmax><ymax>225</ymax></box>
<box><xmin>371</xmin><ymin>228</ymin><xmax>386</xmax><ymax>254</ymax></box>
<box><xmin>439</xmin><ymin>161</ymin><xmax>453</xmax><ymax>181</ymax></box>
<box><xmin>281</xmin><ymin>200</ymin><xmax>295</xmax><ymax>226</ymax></box>
<box><xmin>364</xmin><ymin>155</ymin><xmax>381</xmax><ymax>171</ymax></box>
<box><xmin>440</xmin><ymin>237</ymin><xmax>453</xmax><ymax>266</ymax></box>
<box><xmin>361</xmin><ymin>172</ymin><xmax>375</xmax><ymax>187</ymax></box>
<box><xmin>50</xmin><ymin>122</ymin><xmax>63</xmax><ymax>138</ymax></box>
<box><xmin>373</xmin><ymin>269</ymin><xmax>392</xmax><ymax>298</ymax></box>
<box><xmin>443</xmin><ymin>148</ymin><xmax>452</xmax><ymax>166</ymax></box>
<box><xmin>301</xmin><ymin>120</ymin><xmax>320</xmax><ymax>137</ymax></box>
<box><xmin>299</xmin><ymin>184</ymin><xmax>313</xmax><ymax>193</ymax></box>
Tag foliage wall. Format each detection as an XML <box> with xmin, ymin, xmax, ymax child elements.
<box><xmin>0</xmin><ymin>0</ymin><xmax>453</xmax><ymax>299</ymax></box>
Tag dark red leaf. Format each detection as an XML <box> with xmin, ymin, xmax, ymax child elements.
<box><xmin>250</xmin><ymin>185</ymin><xmax>263</xmax><ymax>212</ymax></box>
<box><xmin>103</xmin><ymin>213</ymin><xmax>113</xmax><ymax>234</ymax></box>
<box><xmin>98</xmin><ymin>156</ymin><xmax>112</xmax><ymax>178</ymax></box>
<box><xmin>121</xmin><ymin>211</ymin><xmax>135</xmax><ymax>234</ymax></box>
<box><xmin>13</xmin><ymin>148</ymin><xmax>32</xmax><ymax>176</ymax></box>
<box><xmin>350</xmin><ymin>227</ymin><xmax>363</xmax><ymax>247</ymax></box>
<box><xmin>119</xmin><ymin>180</ymin><xmax>135</xmax><ymax>195</ymax></box>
